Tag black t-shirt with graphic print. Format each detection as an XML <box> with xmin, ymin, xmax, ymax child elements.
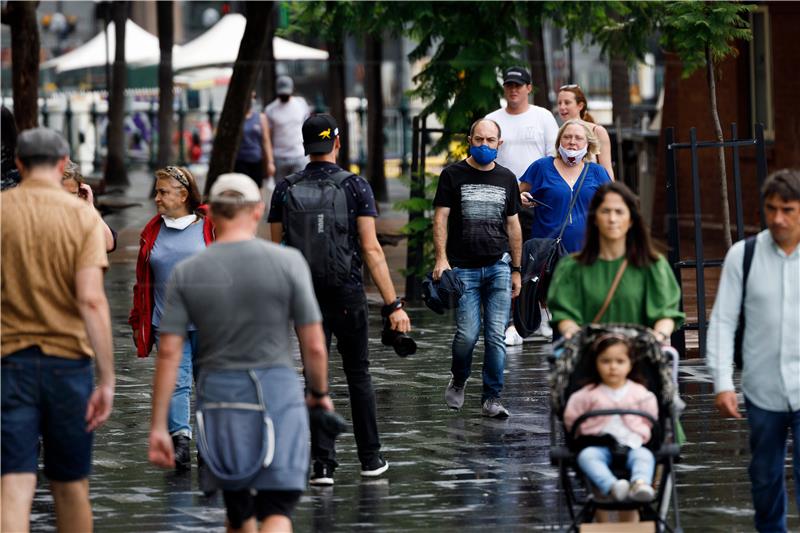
<box><xmin>433</xmin><ymin>159</ymin><xmax>520</xmax><ymax>268</ymax></box>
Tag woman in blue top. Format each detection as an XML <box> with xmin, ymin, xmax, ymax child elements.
<box><xmin>519</xmin><ymin>119</ymin><xmax>612</xmax><ymax>253</ymax></box>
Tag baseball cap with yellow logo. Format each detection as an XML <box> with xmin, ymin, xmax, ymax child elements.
<box><xmin>302</xmin><ymin>114</ymin><xmax>339</xmax><ymax>155</ymax></box>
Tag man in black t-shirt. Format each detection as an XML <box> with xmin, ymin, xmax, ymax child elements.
<box><xmin>432</xmin><ymin>118</ymin><xmax>522</xmax><ymax>418</ymax></box>
<box><xmin>268</xmin><ymin>114</ymin><xmax>411</xmax><ymax>485</ymax></box>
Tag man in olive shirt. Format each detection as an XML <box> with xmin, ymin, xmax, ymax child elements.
<box><xmin>1</xmin><ymin>128</ymin><xmax>114</xmax><ymax>532</ymax></box>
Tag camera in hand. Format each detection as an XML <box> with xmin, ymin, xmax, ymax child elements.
<box><xmin>381</xmin><ymin>318</ymin><xmax>417</xmax><ymax>357</ymax></box>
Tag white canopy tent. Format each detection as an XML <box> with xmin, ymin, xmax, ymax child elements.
<box><xmin>41</xmin><ymin>20</ymin><xmax>175</xmax><ymax>73</ymax></box>
<box><xmin>171</xmin><ymin>13</ymin><xmax>329</xmax><ymax>72</ymax></box>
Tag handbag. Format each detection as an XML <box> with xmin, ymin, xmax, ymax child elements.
<box><xmin>514</xmin><ymin>164</ymin><xmax>590</xmax><ymax>337</ymax></box>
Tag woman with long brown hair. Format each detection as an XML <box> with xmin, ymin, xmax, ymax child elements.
<box><xmin>557</xmin><ymin>84</ymin><xmax>615</xmax><ymax>180</ymax></box>
<box><xmin>547</xmin><ymin>182</ymin><xmax>684</xmax><ymax>340</ymax></box>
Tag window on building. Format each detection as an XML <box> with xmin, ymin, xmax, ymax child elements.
<box><xmin>750</xmin><ymin>7</ymin><xmax>774</xmax><ymax>140</ymax></box>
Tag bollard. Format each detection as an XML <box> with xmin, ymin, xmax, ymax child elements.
<box><xmin>90</xmin><ymin>101</ymin><xmax>101</xmax><ymax>171</ymax></box>
<box><xmin>177</xmin><ymin>98</ymin><xmax>186</xmax><ymax>166</ymax></box>
<box><xmin>64</xmin><ymin>98</ymin><xmax>73</xmax><ymax>153</ymax></box>
<box><xmin>42</xmin><ymin>99</ymin><xmax>50</xmax><ymax>128</ymax></box>
<box><xmin>148</xmin><ymin>99</ymin><xmax>157</xmax><ymax>169</ymax></box>
<box><xmin>207</xmin><ymin>98</ymin><xmax>216</xmax><ymax>131</ymax></box>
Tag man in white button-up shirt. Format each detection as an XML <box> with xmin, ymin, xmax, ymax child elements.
<box><xmin>706</xmin><ymin>169</ymin><xmax>800</xmax><ymax>533</ymax></box>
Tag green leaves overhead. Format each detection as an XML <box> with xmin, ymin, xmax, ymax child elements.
<box><xmin>661</xmin><ymin>2</ymin><xmax>754</xmax><ymax>77</ymax></box>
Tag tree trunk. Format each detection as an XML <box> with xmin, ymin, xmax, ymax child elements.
<box><xmin>365</xmin><ymin>33</ymin><xmax>387</xmax><ymax>202</ymax></box>
<box><xmin>526</xmin><ymin>21</ymin><xmax>550</xmax><ymax>110</ymax></box>
<box><xmin>156</xmin><ymin>1</ymin><xmax>174</xmax><ymax>169</ymax></box>
<box><xmin>3</xmin><ymin>2</ymin><xmax>40</xmax><ymax>131</ymax></box>
<box><xmin>327</xmin><ymin>33</ymin><xmax>350</xmax><ymax>170</ymax></box>
<box><xmin>259</xmin><ymin>5</ymin><xmax>278</xmax><ymax>106</ymax></box>
<box><xmin>610</xmin><ymin>53</ymin><xmax>631</xmax><ymax>128</ymax></box>
<box><xmin>706</xmin><ymin>44</ymin><xmax>733</xmax><ymax>249</ymax></box>
<box><xmin>105</xmin><ymin>1</ymin><xmax>129</xmax><ymax>186</ymax></box>
<box><xmin>205</xmin><ymin>3</ymin><xmax>273</xmax><ymax>195</ymax></box>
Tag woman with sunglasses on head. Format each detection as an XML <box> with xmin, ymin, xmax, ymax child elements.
<box><xmin>509</xmin><ymin>120</ymin><xmax>612</xmax><ymax>343</ymax></box>
<box><xmin>557</xmin><ymin>84</ymin><xmax>614</xmax><ymax>180</ymax></box>
<box><xmin>129</xmin><ymin>166</ymin><xmax>214</xmax><ymax>471</ymax></box>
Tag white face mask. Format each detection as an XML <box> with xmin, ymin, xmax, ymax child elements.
<box><xmin>558</xmin><ymin>145</ymin><xmax>587</xmax><ymax>166</ymax></box>
<box><xmin>162</xmin><ymin>213</ymin><xmax>197</xmax><ymax>230</ymax></box>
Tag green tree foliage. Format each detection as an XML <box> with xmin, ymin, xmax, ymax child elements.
<box><xmin>404</xmin><ymin>2</ymin><xmax>522</xmax><ymax>148</ymax></box>
<box><xmin>661</xmin><ymin>1</ymin><xmax>753</xmax><ymax>78</ymax></box>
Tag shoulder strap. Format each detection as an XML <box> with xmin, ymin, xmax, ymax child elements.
<box><xmin>285</xmin><ymin>171</ymin><xmax>304</xmax><ymax>186</ymax></box>
<box><xmin>328</xmin><ymin>169</ymin><xmax>355</xmax><ymax>186</ymax></box>
<box><xmin>592</xmin><ymin>259</ymin><xmax>628</xmax><ymax>323</ymax></box>
<box><xmin>555</xmin><ymin>163</ymin><xmax>590</xmax><ymax>242</ymax></box>
<box><xmin>739</xmin><ymin>235</ymin><xmax>757</xmax><ymax>315</ymax></box>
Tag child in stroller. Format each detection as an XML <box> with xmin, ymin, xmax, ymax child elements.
<box><xmin>564</xmin><ymin>332</ymin><xmax>657</xmax><ymax>503</ymax></box>
<box><xmin>550</xmin><ymin>324</ymin><xmax>682</xmax><ymax>531</ymax></box>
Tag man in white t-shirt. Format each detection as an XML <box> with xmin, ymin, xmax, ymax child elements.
<box><xmin>266</xmin><ymin>76</ymin><xmax>311</xmax><ymax>180</ymax></box>
<box><xmin>486</xmin><ymin>67</ymin><xmax>559</xmax><ymax>345</ymax></box>
<box><xmin>485</xmin><ymin>67</ymin><xmax>558</xmax><ymax>180</ymax></box>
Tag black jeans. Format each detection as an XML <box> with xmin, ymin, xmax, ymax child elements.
<box><xmin>312</xmin><ymin>290</ymin><xmax>381</xmax><ymax>469</ymax></box>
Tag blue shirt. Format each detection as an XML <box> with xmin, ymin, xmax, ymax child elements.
<box><xmin>150</xmin><ymin>220</ymin><xmax>206</xmax><ymax>329</ymax></box>
<box><xmin>706</xmin><ymin>229</ymin><xmax>800</xmax><ymax>412</ymax></box>
<box><xmin>519</xmin><ymin>157</ymin><xmax>611</xmax><ymax>253</ymax></box>
<box><xmin>236</xmin><ymin>111</ymin><xmax>264</xmax><ymax>163</ymax></box>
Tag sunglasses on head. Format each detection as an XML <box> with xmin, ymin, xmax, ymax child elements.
<box><xmin>559</xmin><ymin>84</ymin><xmax>579</xmax><ymax>90</ymax></box>
<box><xmin>162</xmin><ymin>166</ymin><xmax>190</xmax><ymax>190</ymax></box>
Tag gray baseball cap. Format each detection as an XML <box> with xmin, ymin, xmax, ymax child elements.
<box><xmin>16</xmin><ymin>128</ymin><xmax>69</xmax><ymax>159</ymax></box>
<box><xmin>276</xmin><ymin>75</ymin><xmax>294</xmax><ymax>96</ymax></box>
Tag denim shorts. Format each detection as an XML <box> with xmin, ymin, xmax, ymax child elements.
<box><xmin>1</xmin><ymin>346</ymin><xmax>94</xmax><ymax>481</ymax></box>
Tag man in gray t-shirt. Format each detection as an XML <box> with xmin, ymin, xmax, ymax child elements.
<box><xmin>148</xmin><ymin>174</ymin><xmax>333</xmax><ymax>532</ymax></box>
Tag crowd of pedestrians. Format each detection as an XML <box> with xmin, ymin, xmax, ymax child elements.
<box><xmin>1</xmin><ymin>69</ymin><xmax>798</xmax><ymax>533</ymax></box>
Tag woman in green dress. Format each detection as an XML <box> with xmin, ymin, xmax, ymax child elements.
<box><xmin>548</xmin><ymin>182</ymin><xmax>685</xmax><ymax>340</ymax></box>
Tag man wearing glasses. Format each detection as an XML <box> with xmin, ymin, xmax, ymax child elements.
<box><xmin>432</xmin><ymin>119</ymin><xmax>522</xmax><ymax>418</ymax></box>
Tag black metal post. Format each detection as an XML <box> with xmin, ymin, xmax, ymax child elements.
<box><xmin>177</xmin><ymin>97</ymin><xmax>186</xmax><ymax>167</ymax></box>
<box><xmin>399</xmin><ymin>97</ymin><xmax>409</xmax><ymax>176</ymax></box>
<box><xmin>689</xmin><ymin>128</ymin><xmax>707</xmax><ymax>358</ymax></box>
<box><xmin>42</xmin><ymin>99</ymin><xmax>50</xmax><ymax>128</ymax></box>
<box><xmin>90</xmin><ymin>101</ymin><xmax>101</xmax><ymax>171</ymax></box>
<box><xmin>731</xmin><ymin>123</ymin><xmax>745</xmax><ymax>242</ymax></box>
<box><xmin>207</xmin><ymin>99</ymin><xmax>216</xmax><ymax>131</ymax></box>
<box><xmin>148</xmin><ymin>99</ymin><xmax>157</xmax><ymax>170</ymax></box>
<box><xmin>64</xmin><ymin>98</ymin><xmax>73</xmax><ymax>153</ymax></box>
<box><xmin>754</xmin><ymin>123</ymin><xmax>768</xmax><ymax>229</ymax></box>
<box><xmin>357</xmin><ymin>97</ymin><xmax>366</xmax><ymax>174</ymax></box>
<box><xmin>404</xmin><ymin>115</ymin><xmax>423</xmax><ymax>301</ymax></box>
<box><xmin>664</xmin><ymin>127</ymin><xmax>685</xmax><ymax>356</ymax></box>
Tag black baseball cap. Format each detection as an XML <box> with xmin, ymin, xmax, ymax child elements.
<box><xmin>302</xmin><ymin>114</ymin><xmax>339</xmax><ymax>155</ymax></box>
<box><xmin>16</xmin><ymin>127</ymin><xmax>70</xmax><ymax>159</ymax></box>
<box><xmin>503</xmin><ymin>66</ymin><xmax>532</xmax><ymax>86</ymax></box>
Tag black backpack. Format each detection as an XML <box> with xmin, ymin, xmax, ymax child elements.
<box><xmin>282</xmin><ymin>168</ymin><xmax>354</xmax><ymax>288</ymax></box>
<box><xmin>733</xmin><ymin>235</ymin><xmax>757</xmax><ymax>370</ymax></box>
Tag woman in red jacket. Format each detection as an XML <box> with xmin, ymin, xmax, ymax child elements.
<box><xmin>129</xmin><ymin>166</ymin><xmax>213</xmax><ymax>470</ymax></box>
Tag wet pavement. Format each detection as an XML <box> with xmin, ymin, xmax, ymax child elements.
<box><xmin>26</xmin><ymin>170</ymin><xmax>797</xmax><ymax>532</ymax></box>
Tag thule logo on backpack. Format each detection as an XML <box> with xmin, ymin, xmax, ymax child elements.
<box><xmin>317</xmin><ymin>214</ymin><xmax>325</xmax><ymax>233</ymax></box>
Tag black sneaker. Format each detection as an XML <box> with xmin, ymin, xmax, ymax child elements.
<box><xmin>172</xmin><ymin>435</ymin><xmax>191</xmax><ymax>471</ymax></box>
<box><xmin>309</xmin><ymin>463</ymin><xmax>334</xmax><ymax>486</ymax></box>
<box><xmin>360</xmin><ymin>456</ymin><xmax>389</xmax><ymax>478</ymax></box>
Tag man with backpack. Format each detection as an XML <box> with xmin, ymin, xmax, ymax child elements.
<box><xmin>268</xmin><ymin>114</ymin><xmax>411</xmax><ymax>485</ymax></box>
<box><xmin>706</xmin><ymin>169</ymin><xmax>800</xmax><ymax>533</ymax></box>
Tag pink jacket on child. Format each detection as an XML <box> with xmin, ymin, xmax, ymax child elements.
<box><xmin>563</xmin><ymin>381</ymin><xmax>659</xmax><ymax>444</ymax></box>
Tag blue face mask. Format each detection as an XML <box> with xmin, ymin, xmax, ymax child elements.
<box><xmin>469</xmin><ymin>144</ymin><xmax>498</xmax><ymax>165</ymax></box>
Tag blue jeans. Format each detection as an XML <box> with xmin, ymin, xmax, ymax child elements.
<box><xmin>577</xmin><ymin>445</ymin><xmax>655</xmax><ymax>495</ymax></box>
<box><xmin>745</xmin><ymin>397</ymin><xmax>800</xmax><ymax>533</ymax></box>
<box><xmin>451</xmin><ymin>256</ymin><xmax>512</xmax><ymax>402</ymax></box>
<box><xmin>1</xmin><ymin>347</ymin><xmax>94</xmax><ymax>481</ymax></box>
<box><xmin>154</xmin><ymin>330</ymin><xmax>198</xmax><ymax>438</ymax></box>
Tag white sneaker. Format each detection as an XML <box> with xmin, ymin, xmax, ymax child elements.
<box><xmin>534</xmin><ymin>320</ymin><xmax>553</xmax><ymax>339</ymax></box>
<box><xmin>611</xmin><ymin>479</ymin><xmax>630</xmax><ymax>502</ymax></box>
<box><xmin>629</xmin><ymin>480</ymin><xmax>655</xmax><ymax>502</ymax></box>
<box><xmin>504</xmin><ymin>325</ymin><xmax>524</xmax><ymax>346</ymax></box>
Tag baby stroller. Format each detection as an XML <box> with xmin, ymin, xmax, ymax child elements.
<box><xmin>549</xmin><ymin>324</ymin><xmax>683</xmax><ymax>532</ymax></box>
